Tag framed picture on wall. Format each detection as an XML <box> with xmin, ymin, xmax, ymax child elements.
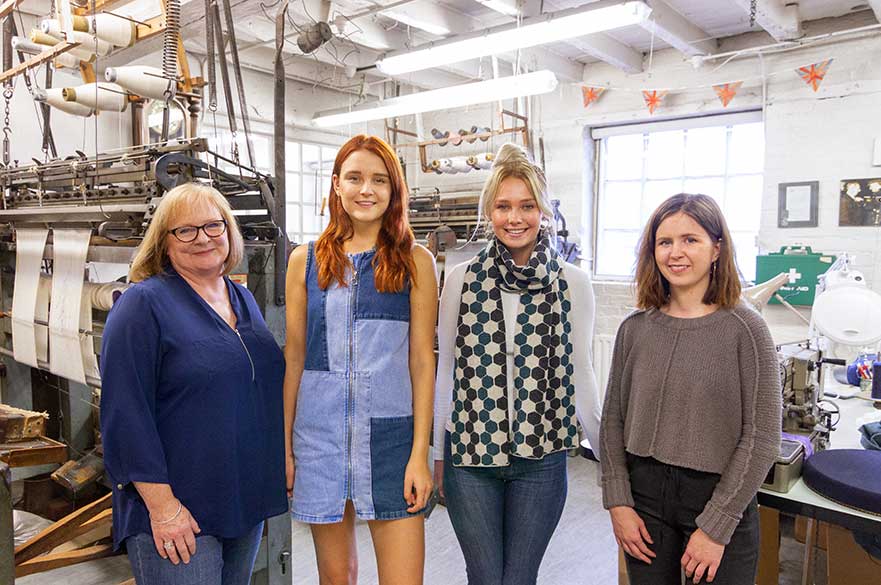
<box><xmin>778</xmin><ymin>181</ymin><xmax>819</xmax><ymax>228</ymax></box>
<box><xmin>839</xmin><ymin>178</ymin><xmax>881</xmax><ymax>226</ymax></box>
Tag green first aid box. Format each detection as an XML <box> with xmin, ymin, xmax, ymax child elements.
<box><xmin>755</xmin><ymin>246</ymin><xmax>836</xmax><ymax>306</ymax></box>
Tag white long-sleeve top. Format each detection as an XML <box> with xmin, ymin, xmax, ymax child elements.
<box><xmin>433</xmin><ymin>259</ymin><xmax>603</xmax><ymax>462</ymax></box>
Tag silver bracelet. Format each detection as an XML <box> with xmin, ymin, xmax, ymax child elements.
<box><xmin>151</xmin><ymin>501</ymin><xmax>182</xmax><ymax>525</ymax></box>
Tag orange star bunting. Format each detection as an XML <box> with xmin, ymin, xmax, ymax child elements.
<box><xmin>581</xmin><ymin>86</ymin><xmax>605</xmax><ymax>108</ymax></box>
<box><xmin>642</xmin><ymin>90</ymin><xmax>667</xmax><ymax>114</ymax></box>
<box><xmin>797</xmin><ymin>59</ymin><xmax>833</xmax><ymax>92</ymax></box>
<box><xmin>713</xmin><ymin>82</ymin><xmax>742</xmax><ymax>107</ymax></box>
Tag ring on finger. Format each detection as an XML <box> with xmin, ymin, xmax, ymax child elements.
<box><xmin>163</xmin><ymin>541</ymin><xmax>176</xmax><ymax>550</ymax></box>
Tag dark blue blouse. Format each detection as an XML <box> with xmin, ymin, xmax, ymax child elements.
<box><xmin>99</xmin><ymin>268</ymin><xmax>287</xmax><ymax>549</ymax></box>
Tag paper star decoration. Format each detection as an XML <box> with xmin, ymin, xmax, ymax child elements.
<box><xmin>642</xmin><ymin>90</ymin><xmax>667</xmax><ymax>114</ymax></box>
<box><xmin>797</xmin><ymin>59</ymin><xmax>833</xmax><ymax>92</ymax></box>
<box><xmin>713</xmin><ymin>81</ymin><xmax>743</xmax><ymax>107</ymax></box>
<box><xmin>581</xmin><ymin>86</ymin><xmax>606</xmax><ymax>108</ymax></box>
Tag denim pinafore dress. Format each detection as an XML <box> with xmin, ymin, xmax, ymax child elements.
<box><xmin>291</xmin><ymin>243</ymin><xmax>419</xmax><ymax>523</ymax></box>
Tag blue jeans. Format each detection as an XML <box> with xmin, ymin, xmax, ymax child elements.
<box><xmin>126</xmin><ymin>522</ymin><xmax>264</xmax><ymax>585</ymax></box>
<box><xmin>443</xmin><ymin>432</ymin><xmax>568</xmax><ymax>585</ymax></box>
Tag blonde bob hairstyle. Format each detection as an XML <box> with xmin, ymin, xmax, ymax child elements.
<box><xmin>128</xmin><ymin>182</ymin><xmax>244</xmax><ymax>282</ymax></box>
<box><xmin>478</xmin><ymin>143</ymin><xmax>554</xmax><ymax>231</ymax></box>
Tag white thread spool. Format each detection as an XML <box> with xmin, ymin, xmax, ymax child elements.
<box><xmin>475</xmin><ymin>153</ymin><xmax>494</xmax><ymax>169</ymax></box>
<box><xmin>10</xmin><ymin>36</ymin><xmax>42</xmax><ymax>55</ymax></box>
<box><xmin>449</xmin><ymin>156</ymin><xmax>472</xmax><ymax>173</ymax></box>
<box><xmin>41</xmin><ymin>20</ymin><xmax>113</xmax><ymax>56</ymax></box>
<box><xmin>438</xmin><ymin>158</ymin><xmax>459</xmax><ymax>174</ymax></box>
<box><xmin>87</xmin><ymin>14</ymin><xmax>137</xmax><ymax>47</ymax></box>
<box><xmin>62</xmin><ymin>82</ymin><xmax>128</xmax><ymax>112</ymax></box>
<box><xmin>33</xmin><ymin>87</ymin><xmax>93</xmax><ymax>117</ymax></box>
<box><xmin>105</xmin><ymin>66</ymin><xmax>173</xmax><ymax>101</ymax></box>
<box><xmin>30</xmin><ymin>29</ymin><xmax>96</xmax><ymax>62</ymax></box>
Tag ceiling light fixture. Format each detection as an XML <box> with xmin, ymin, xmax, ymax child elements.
<box><xmin>376</xmin><ymin>0</ymin><xmax>651</xmax><ymax>75</ymax></box>
<box><xmin>312</xmin><ymin>70</ymin><xmax>558</xmax><ymax>127</ymax></box>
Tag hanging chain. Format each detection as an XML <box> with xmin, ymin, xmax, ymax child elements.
<box><xmin>749</xmin><ymin>0</ymin><xmax>757</xmax><ymax>28</ymax></box>
<box><xmin>2</xmin><ymin>86</ymin><xmax>13</xmax><ymax>166</ymax></box>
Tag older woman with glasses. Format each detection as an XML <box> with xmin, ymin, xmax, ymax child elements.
<box><xmin>100</xmin><ymin>182</ymin><xmax>287</xmax><ymax>585</ymax></box>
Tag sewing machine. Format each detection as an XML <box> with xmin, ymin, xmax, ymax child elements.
<box><xmin>764</xmin><ymin>342</ymin><xmax>844</xmax><ymax>492</ymax></box>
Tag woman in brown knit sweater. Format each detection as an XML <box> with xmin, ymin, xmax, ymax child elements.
<box><xmin>599</xmin><ymin>193</ymin><xmax>781</xmax><ymax>585</ymax></box>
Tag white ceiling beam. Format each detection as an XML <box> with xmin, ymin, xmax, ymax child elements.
<box><xmin>570</xmin><ymin>33</ymin><xmax>643</xmax><ymax>75</ymax></box>
<box><xmin>642</xmin><ymin>0</ymin><xmax>716</xmax><ymax>57</ymax></box>
<box><xmin>867</xmin><ymin>0</ymin><xmax>881</xmax><ymax>23</ymax></box>
<box><xmin>103</xmin><ymin>0</ymin><xmax>264</xmax><ymax>67</ymax></box>
<box><xmin>733</xmin><ymin>0</ymin><xmax>802</xmax><ymax>41</ymax></box>
<box><xmin>379</xmin><ymin>1</ymin><xmax>474</xmax><ymax>36</ymax></box>
<box><xmin>502</xmin><ymin>47</ymin><xmax>583</xmax><ymax>82</ymax></box>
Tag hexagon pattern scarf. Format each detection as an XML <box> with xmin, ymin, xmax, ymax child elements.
<box><xmin>451</xmin><ymin>233</ymin><xmax>578</xmax><ymax>467</ymax></box>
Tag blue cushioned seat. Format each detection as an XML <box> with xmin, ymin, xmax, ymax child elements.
<box><xmin>803</xmin><ymin>449</ymin><xmax>881</xmax><ymax>516</ymax></box>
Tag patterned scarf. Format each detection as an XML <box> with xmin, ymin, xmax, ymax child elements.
<box><xmin>451</xmin><ymin>232</ymin><xmax>578</xmax><ymax>467</ymax></box>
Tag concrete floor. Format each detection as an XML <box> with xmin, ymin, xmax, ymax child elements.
<box><xmin>17</xmin><ymin>456</ymin><xmax>828</xmax><ymax>584</ymax></box>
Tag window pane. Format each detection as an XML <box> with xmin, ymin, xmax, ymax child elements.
<box><xmin>303</xmin><ymin>204</ymin><xmax>327</xmax><ymax>234</ymax></box>
<box><xmin>286</xmin><ymin>141</ymin><xmax>301</xmax><ymax>171</ymax></box>
<box><xmin>642</xmin><ymin>179</ymin><xmax>683</xmax><ymax>223</ymax></box>
<box><xmin>683</xmin><ymin>177</ymin><xmax>724</xmax><ymax>206</ymax></box>
<box><xmin>729</xmin><ymin>122</ymin><xmax>764</xmax><ymax>174</ymax></box>
<box><xmin>303</xmin><ymin>172</ymin><xmax>321</xmax><ymax>207</ymax></box>
<box><xmin>303</xmin><ymin>144</ymin><xmax>321</xmax><ymax>174</ymax></box>
<box><xmin>286</xmin><ymin>204</ymin><xmax>301</xmax><ymax>241</ymax></box>
<box><xmin>602</xmin><ymin>181</ymin><xmax>642</xmax><ymax>230</ymax></box>
<box><xmin>250</xmin><ymin>134</ymin><xmax>271</xmax><ymax>172</ymax></box>
<box><xmin>725</xmin><ymin>175</ymin><xmax>763</xmax><ymax>232</ymax></box>
<box><xmin>596</xmin><ymin>230</ymin><xmax>640</xmax><ymax>277</ymax></box>
<box><xmin>731</xmin><ymin>231</ymin><xmax>758</xmax><ymax>282</ymax></box>
<box><xmin>685</xmin><ymin>127</ymin><xmax>726</xmax><ymax>177</ymax></box>
<box><xmin>646</xmin><ymin>130</ymin><xmax>684</xmax><ymax>179</ymax></box>
<box><xmin>321</xmin><ymin>146</ymin><xmax>338</xmax><ymax>174</ymax></box>
<box><xmin>285</xmin><ymin>173</ymin><xmax>301</xmax><ymax>205</ymax></box>
<box><xmin>604</xmin><ymin>134</ymin><xmax>643</xmax><ymax>181</ymax></box>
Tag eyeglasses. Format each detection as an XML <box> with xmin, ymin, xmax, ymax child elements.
<box><xmin>168</xmin><ymin>220</ymin><xmax>228</xmax><ymax>243</ymax></box>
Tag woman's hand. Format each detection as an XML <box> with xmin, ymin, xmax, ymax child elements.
<box><xmin>285</xmin><ymin>453</ymin><xmax>296</xmax><ymax>498</ymax></box>
<box><xmin>609</xmin><ymin>506</ymin><xmax>656</xmax><ymax>564</ymax></box>
<box><xmin>404</xmin><ymin>458</ymin><xmax>433</xmax><ymax>513</ymax></box>
<box><xmin>432</xmin><ymin>460</ymin><xmax>444</xmax><ymax>500</ymax></box>
<box><xmin>681</xmin><ymin>528</ymin><xmax>725</xmax><ymax>583</ymax></box>
<box><xmin>149</xmin><ymin>500</ymin><xmax>201</xmax><ymax>565</ymax></box>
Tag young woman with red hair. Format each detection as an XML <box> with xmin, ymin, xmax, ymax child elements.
<box><xmin>284</xmin><ymin>135</ymin><xmax>437</xmax><ymax>583</ymax></box>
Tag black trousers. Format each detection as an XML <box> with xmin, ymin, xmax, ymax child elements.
<box><xmin>624</xmin><ymin>454</ymin><xmax>760</xmax><ymax>585</ymax></box>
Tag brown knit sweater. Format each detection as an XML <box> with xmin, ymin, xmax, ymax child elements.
<box><xmin>599</xmin><ymin>303</ymin><xmax>782</xmax><ymax>545</ymax></box>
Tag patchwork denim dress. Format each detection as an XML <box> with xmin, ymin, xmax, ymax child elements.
<box><xmin>291</xmin><ymin>243</ymin><xmax>419</xmax><ymax>523</ymax></box>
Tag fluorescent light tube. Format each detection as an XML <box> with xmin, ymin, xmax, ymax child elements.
<box><xmin>312</xmin><ymin>70</ymin><xmax>558</xmax><ymax>127</ymax></box>
<box><xmin>376</xmin><ymin>0</ymin><xmax>650</xmax><ymax>75</ymax></box>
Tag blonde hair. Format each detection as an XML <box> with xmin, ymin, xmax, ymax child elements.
<box><xmin>129</xmin><ymin>183</ymin><xmax>244</xmax><ymax>282</ymax></box>
<box><xmin>479</xmin><ymin>143</ymin><xmax>554</xmax><ymax>225</ymax></box>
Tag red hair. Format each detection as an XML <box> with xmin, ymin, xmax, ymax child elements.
<box><xmin>315</xmin><ymin>135</ymin><xmax>416</xmax><ymax>292</ymax></box>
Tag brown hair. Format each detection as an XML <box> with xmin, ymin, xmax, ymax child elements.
<box><xmin>315</xmin><ymin>134</ymin><xmax>415</xmax><ymax>292</ymax></box>
<box><xmin>635</xmin><ymin>193</ymin><xmax>742</xmax><ymax>309</ymax></box>
<box><xmin>129</xmin><ymin>182</ymin><xmax>244</xmax><ymax>282</ymax></box>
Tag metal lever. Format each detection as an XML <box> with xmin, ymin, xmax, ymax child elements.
<box><xmin>278</xmin><ymin>550</ymin><xmax>291</xmax><ymax>575</ymax></box>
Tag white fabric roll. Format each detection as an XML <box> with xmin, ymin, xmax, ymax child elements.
<box><xmin>48</xmin><ymin>229</ymin><xmax>92</xmax><ymax>384</ymax></box>
<box><xmin>11</xmin><ymin>229</ymin><xmax>50</xmax><ymax>368</ymax></box>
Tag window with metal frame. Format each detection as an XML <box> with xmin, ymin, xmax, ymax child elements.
<box><xmin>593</xmin><ymin>112</ymin><xmax>764</xmax><ymax>282</ymax></box>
